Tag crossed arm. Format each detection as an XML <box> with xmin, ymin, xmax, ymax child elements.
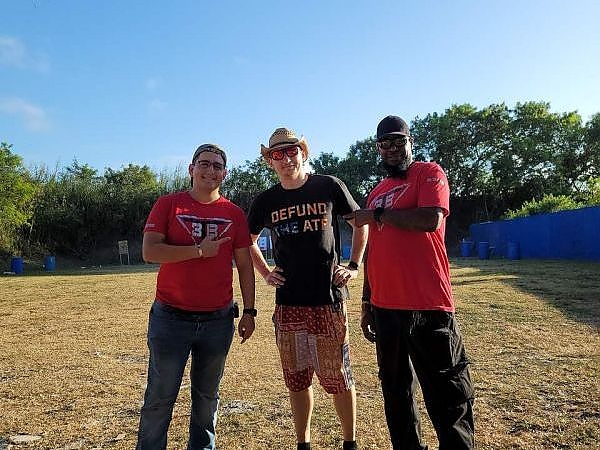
<box><xmin>344</xmin><ymin>206</ymin><xmax>445</xmax><ymax>342</ymax></box>
<box><xmin>142</xmin><ymin>231</ymin><xmax>231</xmax><ymax>263</ymax></box>
<box><xmin>344</xmin><ymin>206</ymin><xmax>444</xmax><ymax>232</ymax></box>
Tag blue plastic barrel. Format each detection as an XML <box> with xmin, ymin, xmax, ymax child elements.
<box><xmin>507</xmin><ymin>242</ymin><xmax>520</xmax><ymax>260</ymax></box>
<box><xmin>460</xmin><ymin>240</ymin><xmax>473</xmax><ymax>257</ymax></box>
<box><xmin>342</xmin><ymin>245</ymin><xmax>351</xmax><ymax>260</ymax></box>
<box><xmin>11</xmin><ymin>256</ymin><xmax>24</xmax><ymax>274</ymax></box>
<box><xmin>478</xmin><ymin>242</ymin><xmax>490</xmax><ymax>260</ymax></box>
<box><xmin>44</xmin><ymin>255</ymin><xmax>56</xmax><ymax>271</ymax></box>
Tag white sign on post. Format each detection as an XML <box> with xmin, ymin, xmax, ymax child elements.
<box><xmin>118</xmin><ymin>240</ymin><xmax>130</xmax><ymax>265</ymax></box>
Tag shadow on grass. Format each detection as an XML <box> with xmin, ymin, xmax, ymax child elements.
<box><xmin>452</xmin><ymin>257</ymin><xmax>600</xmax><ymax>328</ymax></box>
<box><xmin>0</xmin><ymin>263</ymin><xmax>159</xmax><ymax>278</ymax></box>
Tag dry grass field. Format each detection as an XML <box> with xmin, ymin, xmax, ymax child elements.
<box><xmin>1</xmin><ymin>259</ymin><xmax>598</xmax><ymax>449</ymax></box>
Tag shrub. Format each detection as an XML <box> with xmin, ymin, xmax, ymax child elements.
<box><xmin>505</xmin><ymin>194</ymin><xmax>582</xmax><ymax>218</ymax></box>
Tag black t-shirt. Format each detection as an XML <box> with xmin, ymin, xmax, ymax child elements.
<box><xmin>248</xmin><ymin>174</ymin><xmax>359</xmax><ymax>306</ymax></box>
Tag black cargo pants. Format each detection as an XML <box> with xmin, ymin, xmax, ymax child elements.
<box><xmin>373</xmin><ymin>308</ymin><xmax>475</xmax><ymax>450</ymax></box>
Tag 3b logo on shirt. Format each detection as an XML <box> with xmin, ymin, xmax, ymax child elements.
<box><xmin>176</xmin><ymin>214</ymin><xmax>232</xmax><ymax>242</ymax></box>
<box><xmin>369</xmin><ymin>184</ymin><xmax>410</xmax><ymax>209</ymax></box>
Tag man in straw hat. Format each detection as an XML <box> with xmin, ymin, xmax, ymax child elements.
<box><xmin>344</xmin><ymin>115</ymin><xmax>475</xmax><ymax>450</ymax></box>
<box><xmin>137</xmin><ymin>144</ymin><xmax>256</xmax><ymax>450</ymax></box>
<box><xmin>247</xmin><ymin>128</ymin><xmax>368</xmax><ymax>450</ymax></box>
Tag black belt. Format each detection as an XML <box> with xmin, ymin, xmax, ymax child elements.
<box><xmin>153</xmin><ymin>300</ymin><xmax>234</xmax><ymax>322</ymax></box>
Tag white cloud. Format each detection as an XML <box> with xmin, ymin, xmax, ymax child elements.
<box><xmin>0</xmin><ymin>97</ymin><xmax>51</xmax><ymax>132</ymax></box>
<box><xmin>0</xmin><ymin>36</ymin><xmax>25</xmax><ymax>67</ymax></box>
<box><xmin>145</xmin><ymin>77</ymin><xmax>161</xmax><ymax>91</ymax></box>
<box><xmin>0</xmin><ymin>36</ymin><xmax>49</xmax><ymax>72</ymax></box>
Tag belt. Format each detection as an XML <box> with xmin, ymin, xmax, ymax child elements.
<box><xmin>153</xmin><ymin>300</ymin><xmax>234</xmax><ymax>322</ymax></box>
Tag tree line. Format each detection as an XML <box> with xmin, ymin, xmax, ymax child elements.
<box><xmin>2</xmin><ymin>101</ymin><xmax>599</xmax><ymax>263</ymax></box>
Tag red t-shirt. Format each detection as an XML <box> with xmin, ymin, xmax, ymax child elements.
<box><xmin>366</xmin><ymin>162</ymin><xmax>454</xmax><ymax>312</ymax></box>
<box><xmin>144</xmin><ymin>192</ymin><xmax>251</xmax><ymax>311</ymax></box>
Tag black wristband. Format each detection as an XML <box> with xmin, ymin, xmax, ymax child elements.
<box><xmin>243</xmin><ymin>308</ymin><xmax>257</xmax><ymax>317</ymax></box>
<box><xmin>347</xmin><ymin>261</ymin><xmax>359</xmax><ymax>270</ymax></box>
<box><xmin>374</xmin><ymin>206</ymin><xmax>385</xmax><ymax>223</ymax></box>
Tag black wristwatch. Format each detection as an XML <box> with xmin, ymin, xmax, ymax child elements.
<box><xmin>243</xmin><ymin>308</ymin><xmax>257</xmax><ymax>317</ymax></box>
<box><xmin>347</xmin><ymin>261</ymin><xmax>359</xmax><ymax>270</ymax></box>
<box><xmin>373</xmin><ymin>206</ymin><xmax>385</xmax><ymax>224</ymax></box>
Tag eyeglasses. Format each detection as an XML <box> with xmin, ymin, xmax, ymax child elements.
<box><xmin>269</xmin><ymin>146</ymin><xmax>299</xmax><ymax>161</ymax></box>
<box><xmin>377</xmin><ymin>137</ymin><xmax>410</xmax><ymax>150</ymax></box>
<box><xmin>194</xmin><ymin>160</ymin><xmax>225</xmax><ymax>171</ymax></box>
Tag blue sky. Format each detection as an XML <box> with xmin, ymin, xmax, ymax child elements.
<box><xmin>2</xmin><ymin>0</ymin><xmax>599</xmax><ymax>174</ymax></box>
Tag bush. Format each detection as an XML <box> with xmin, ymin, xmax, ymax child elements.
<box><xmin>505</xmin><ymin>194</ymin><xmax>582</xmax><ymax>218</ymax></box>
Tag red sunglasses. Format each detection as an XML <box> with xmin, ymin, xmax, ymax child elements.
<box><xmin>269</xmin><ymin>146</ymin><xmax>300</xmax><ymax>161</ymax></box>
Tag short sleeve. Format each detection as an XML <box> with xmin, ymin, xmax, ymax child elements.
<box><xmin>144</xmin><ymin>195</ymin><xmax>170</xmax><ymax>235</ymax></box>
<box><xmin>417</xmin><ymin>163</ymin><xmax>450</xmax><ymax>216</ymax></box>
<box><xmin>232</xmin><ymin>207</ymin><xmax>252</xmax><ymax>249</ymax></box>
<box><xmin>247</xmin><ymin>194</ymin><xmax>266</xmax><ymax>235</ymax></box>
<box><xmin>331</xmin><ymin>176</ymin><xmax>360</xmax><ymax>216</ymax></box>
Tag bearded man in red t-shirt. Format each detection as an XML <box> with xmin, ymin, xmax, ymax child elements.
<box><xmin>345</xmin><ymin>116</ymin><xmax>475</xmax><ymax>450</ymax></box>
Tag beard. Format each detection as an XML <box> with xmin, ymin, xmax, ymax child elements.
<box><xmin>382</xmin><ymin>156</ymin><xmax>413</xmax><ymax>178</ymax></box>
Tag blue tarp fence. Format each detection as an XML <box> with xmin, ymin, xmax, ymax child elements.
<box><xmin>467</xmin><ymin>206</ymin><xmax>600</xmax><ymax>261</ymax></box>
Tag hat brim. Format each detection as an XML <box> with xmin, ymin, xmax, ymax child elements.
<box><xmin>260</xmin><ymin>137</ymin><xmax>308</xmax><ymax>158</ymax></box>
<box><xmin>378</xmin><ymin>131</ymin><xmax>410</xmax><ymax>141</ymax></box>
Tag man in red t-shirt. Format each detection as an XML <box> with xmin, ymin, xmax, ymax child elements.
<box><xmin>136</xmin><ymin>144</ymin><xmax>256</xmax><ymax>450</ymax></box>
<box><xmin>345</xmin><ymin>116</ymin><xmax>474</xmax><ymax>450</ymax></box>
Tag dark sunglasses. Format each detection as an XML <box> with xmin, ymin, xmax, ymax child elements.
<box><xmin>194</xmin><ymin>160</ymin><xmax>225</xmax><ymax>171</ymax></box>
<box><xmin>269</xmin><ymin>146</ymin><xmax>299</xmax><ymax>161</ymax></box>
<box><xmin>377</xmin><ymin>137</ymin><xmax>410</xmax><ymax>150</ymax></box>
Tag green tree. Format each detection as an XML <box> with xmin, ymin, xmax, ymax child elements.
<box><xmin>221</xmin><ymin>157</ymin><xmax>278</xmax><ymax>211</ymax></box>
<box><xmin>102</xmin><ymin>164</ymin><xmax>164</xmax><ymax>237</ymax></box>
<box><xmin>411</xmin><ymin>104</ymin><xmax>507</xmax><ymax>225</ymax></box>
<box><xmin>312</xmin><ymin>137</ymin><xmax>383</xmax><ymax>206</ymax></box>
<box><xmin>503</xmin><ymin>103</ymin><xmax>581</xmax><ymax>198</ymax></box>
<box><xmin>30</xmin><ymin>161</ymin><xmax>167</xmax><ymax>257</ymax></box>
<box><xmin>580</xmin><ymin>176</ymin><xmax>600</xmax><ymax>206</ymax></box>
<box><xmin>411</xmin><ymin>102</ymin><xmax>596</xmax><ymax>222</ymax></box>
<box><xmin>29</xmin><ymin>160</ymin><xmax>103</xmax><ymax>256</ymax></box>
<box><xmin>583</xmin><ymin>113</ymin><xmax>600</xmax><ymax>180</ymax></box>
<box><xmin>412</xmin><ymin>104</ymin><xmax>500</xmax><ymax>199</ymax></box>
<box><xmin>0</xmin><ymin>143</ymin><xmax>38</xmax><ymax>254</ymax></box>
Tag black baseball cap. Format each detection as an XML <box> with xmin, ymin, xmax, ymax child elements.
<box><xmin>376</xmin><ymin>115</ymin><xmax>410</xmax><ymax>141</ymax></box>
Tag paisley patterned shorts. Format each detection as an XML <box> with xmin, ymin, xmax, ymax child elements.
<box><xmin>273</xmin><ymin>303</ymin><xmax>354</xmax><ymax>394</ymax></box>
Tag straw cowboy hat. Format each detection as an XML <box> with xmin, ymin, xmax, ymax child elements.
<box><xmin>260</xmin><ymin>127</ymin><xmax>309</xmax><ymax>159</ymax></box>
